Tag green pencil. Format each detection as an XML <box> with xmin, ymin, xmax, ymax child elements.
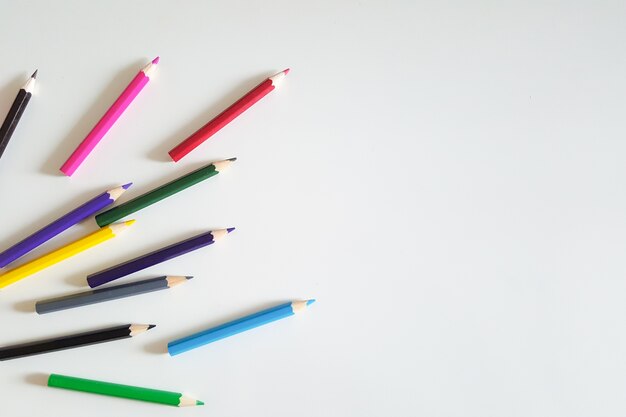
<box><xmin>95</xmin><ymin>158</ymin><xmax>236</xmax><ymax>227</ymax></box>
<box><xmin>47</xmin><ymin>374</ymin><xmax>204</xmax><ymax>407</ymax></box>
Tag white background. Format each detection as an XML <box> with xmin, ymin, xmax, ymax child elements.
<box><xmin>1</xmin><ymin>1</ymin><xmax>626</xmax><ymax>416</ymax></box>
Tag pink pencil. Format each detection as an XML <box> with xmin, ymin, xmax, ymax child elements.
<box><xmin>60</xmin><ymin>57</ymin><xmax>160</xmax><ymax>177</ymax></box>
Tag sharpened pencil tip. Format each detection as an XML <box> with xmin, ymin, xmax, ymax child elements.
<box><xmin>227</xmin><ymin>157</ymin><xmax>237</xmax><ymax>162</ymax></box>
<box><xmin>31</xmin><ymin>70</ymin><xmax>38</xmax><ymax>79</ymax></box>
<box><xmin>185</xmin><ymin>276</ymin><xmax>194</xmax><ymax>280</ymax></box>
<box><xmin>148</xmin><ymin>324</ymin><xmax>156</xmax><ymax>330</ymax></box>
<box><xmin>283</xmin><ymin>68</ymin><xmax>290</xmax><ymax>74</ymax></box>
<box><xmin>227</xmin><ymin>227</ymin><xmax>236</xmax><ymax>233</ymax></box>
<box><xmin>306</xmin><ymin>299</ymin><xmax>316</xmax><ymax>305</ymax></box>
<box><xmin>196</xmin><ymin>400</ymin><xmax>204</xmax><ymax>406</ymax></box>
<box><xmin>122</xmin><ymin>182</ymin><xmax>133</xmax><ymax>189</ymax></box>
<box><xmin>124</xmin><ymin>219</ymin><xmax>136</xmax><ymax>226</ymax></box>
<box><xmin>152</xmin><ymin>56</ymin><xmax>160</xmax><ymax>64</ymax></box>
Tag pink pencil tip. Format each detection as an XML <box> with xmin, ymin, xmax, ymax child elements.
<box><xmin>152</xmin><ymin>56</ymin><xmax>160</xmax><ymax>64</ymax></box>
<box><xmin>283</xmin><ymin>68</ymin><xmax>290</xmax><ymax>74</ymax></box>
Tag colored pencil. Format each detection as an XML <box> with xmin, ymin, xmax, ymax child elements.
<box><xmin>168</xmin><ymin>299</ymin><xmax>315</xmax><ymax>356</ymax></box>
<box><xmin>0</xmin><ymin>221</ymin><xmax>135</xmax><ymax>290</ymax></box>
<box><xmin>95</xmin><ymin>158</ymin><xmax>235</xmax><ymax>227</ymax></box>
<box><xmin>36</xmin><ymin>275</ymin><xmax>192</xmax><ymax>314</ymax></box>
<box><xmin>0</xmin><ymin>184</ymin><xmax>132</xmax><ymax>268</ymax></box>
<box><xmin>0</xmin><ymin>70</ymin><xmax>37</xmax><ymax>161</ymax></box>
<box><xmin>0</xmin><ymin>324</ymin><xmax>153</xmax><ymax>361</ymax></box>
<box><xmin>48</xmin><ymin>373</ymin><xmax>204</xmax><ymax>407</ymax></box>
<box><xmin>60</xmin><ymin>57</ymin><xmax>160</xmax><ymax>176</ymax></box>
<box><xmin>168</xmin><ymin>69</ymin><xmax>289</xmax><ymax>162</ymax></box>
<box><xmin>87</xmin><ymin>228</ymin><xmax>233</xmax><ymax>288</ymax></box>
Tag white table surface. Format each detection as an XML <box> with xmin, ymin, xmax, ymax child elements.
<box><xmin>2</xmin><ymin>1</ymin><xmax>626</xmax><ymax>416</ymax></box>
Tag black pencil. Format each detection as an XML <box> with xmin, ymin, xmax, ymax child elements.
<box><xmin>0</xmin><ymin>323</ymin><xmax>154</xmax><ymax>361</ymax></box>
<box><xmin>0</xmin><ymin>70</ymin><xmax>37</xmax><ymax>161</ymax></box>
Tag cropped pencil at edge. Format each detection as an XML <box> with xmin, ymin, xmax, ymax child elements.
<box><xmin>0</xmin><ymin>70</ymin><xmax>37</xmax><ymax>161</ymax></box>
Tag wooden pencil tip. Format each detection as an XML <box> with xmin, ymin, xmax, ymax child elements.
<box><xmin>31</xmin><ymin>70</ymin><xmax>38</xmax><ymax>79</ymax></box>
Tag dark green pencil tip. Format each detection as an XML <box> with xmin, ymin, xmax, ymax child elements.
<box><xmin>196</xmin><ymin>400</ymin><xmax>205</xmax><ymax>406</ymax></box>
<box><xmin>228</xmin><ymin>157</ymin><xmax>237</xmax><ymax>162</ymax></box>
<box><xmin>31</xmin><ymin>70</ymin><xmax>38</xmax><ymax>78</ymax></box>
<box><xmin>185</xmin><ymin>276</ymin><xmax>194</xmax><ymax>280</ymax></box>
<box><xmin>148</xmin><ymin>324</ymin><xmax>156</xmax><ymax>330</ymax></box>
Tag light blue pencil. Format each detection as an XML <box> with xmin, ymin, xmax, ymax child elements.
<box><xmin>167</xmin><ymin>300</ymin><xmax>315</xmax><ymax>356</ymax></box>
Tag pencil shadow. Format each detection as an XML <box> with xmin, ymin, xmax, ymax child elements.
<box><xmin>40</xmin><ymin>60</ymin><xmax>146</xmax><ymax>176</ymax></box>
<box><xmin>0</xmin><ymin>74</ymin><xmax>28</xmax><ymax>116</ymax></box>
<box><xmin>64</xmin><ymin>228</ymin><xmax>208</xmax><ymax>287</ymax></box>
<box><xmin>0</xmin><ymin>184</ymin><xmax>119</xmax><ymax>265</ymax></box>
<box><xmin>143</xmin><ymin>300</ymin><xmax>284</xmax><ymax>355</ymax></box>
<box><xmin>147</xmin><ymin>72</ymin><xmax>274</xmax><ymax>162</ymax></box>
<box><xmin>14</xmin><ymin>298</ymin><xmax>36</xmax><ymax>313</ymax></box>
<box><xmin>25</xmin><ymin>373</ymin><xmax>49</xmax><ymax>387</ymax></box>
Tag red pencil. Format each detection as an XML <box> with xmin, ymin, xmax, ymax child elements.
<box><xmin>168</xmin><ymin>69</ymin><xmax>289</xmax><ymax>162</ymax></box>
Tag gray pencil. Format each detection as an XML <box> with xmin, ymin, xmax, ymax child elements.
<box><xmin>35</xmin><ymin>276</ymin><xmax>192</xmax><ymax>314</ymax></box>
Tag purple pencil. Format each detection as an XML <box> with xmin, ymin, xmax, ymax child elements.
<box><xmin>0</xmin><ymin>184</ymin><xmax>132</xmax><ymax>268</ymax></box>
<box><xmin>86</xmin><ymin>228</ymin><xmax>234</xmax><ymax>288</ymax></box>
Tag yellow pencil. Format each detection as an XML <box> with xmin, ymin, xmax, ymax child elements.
<box><xmin>0</xmin><ymin>220</ymin><xmax>135</xmax><ymax>289</ymax></box>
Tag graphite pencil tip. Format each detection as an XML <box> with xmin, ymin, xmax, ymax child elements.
<box><xmin>148</xmin><ymin>324</ymin><xmax>156</xmax><ymax>330</ymax></box>
<box><xmin>31</xmin><ymin>70</ymin><xmax>38</xmax><ymax>79</ymax></box>
<box><xmin>152</xmin><ymin>56</ymin><xmax>160</xmax><ymax>64</ymax></box>
<box><xmin>185</xmin><ymin>276</ymin><xmax>194</xmax><ymax>280</ymax></box>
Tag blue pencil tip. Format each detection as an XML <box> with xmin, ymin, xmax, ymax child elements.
<box><xmin>122</xmin><ymin>182</ymin><xmax>133</xmax><ymax>189</ymax></box>
<box><xmin>306</xmin><ymin>299</ymin><xmax>316</xmax><ymax>306</ymax></box>
<box><xmin>227</xmin><ymin>227</ymin><xmax>236</xmax><ymax>233</ymax></box>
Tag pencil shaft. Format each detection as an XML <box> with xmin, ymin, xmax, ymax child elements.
<box><xmin>87</xmin><ymin>230</ymin><xmax>222</xmax><ymax>288</ymax></box>
<box><xmin>60</xmin><ymin>59</ymin><xmax>157</xmax><ymax>176</ymax></box>
<box><xmin>168</xmin><ymin>74</ymin><xmax>279</xmax><ymax>162</ymax></box>
<box><xmin>0</xmin><ymin>189</ymin><xmax>122</xmax><ymax>268</ymax></box>
<box><xmin>0</xmin><ymin>325</ymin><xmax>132</xmax><ymax>360</ymax></box>
<box><xmin>48</xmin><ymin>374</ymin><xmax>189</xmax><ymax>406</ymax></box>
<box><xmin>168</xmin><ymin>302</ymin><xmax>294</xmax><ymax>356</ymax></box>
<box><xmin>0</xmin><ymin>227</ymin><xmax>114</xmax><ymax>289</ymax></box>
<box><xmin>0</xmin><ymin>89</ymin><xmax>31</xmax><ymax>159</ymax></box>
<box><xmin>95</xmin><ymin>163</ymin><xmax>219</xmax><ymax>227</ymax></box>
<box><xmin>36</xmin><ymin>276</ymin><xmax>169</xmax><ymax>314</ymax></box>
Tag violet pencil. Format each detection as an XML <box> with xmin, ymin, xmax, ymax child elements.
<box><xmin>0</xmin><ymin>184</ymin><xmax>132</xmax><ymax>268</ymax></box>
<box><xmin>87</xmin><ymin>228</ymin><xmax>234</xmax><ymax>288</ymax></box>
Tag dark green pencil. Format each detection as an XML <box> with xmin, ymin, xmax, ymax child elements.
<box><xmin>95</xmin><ymin>158</ymin><xmax>235</xmax><ymax>227</ymax></box>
